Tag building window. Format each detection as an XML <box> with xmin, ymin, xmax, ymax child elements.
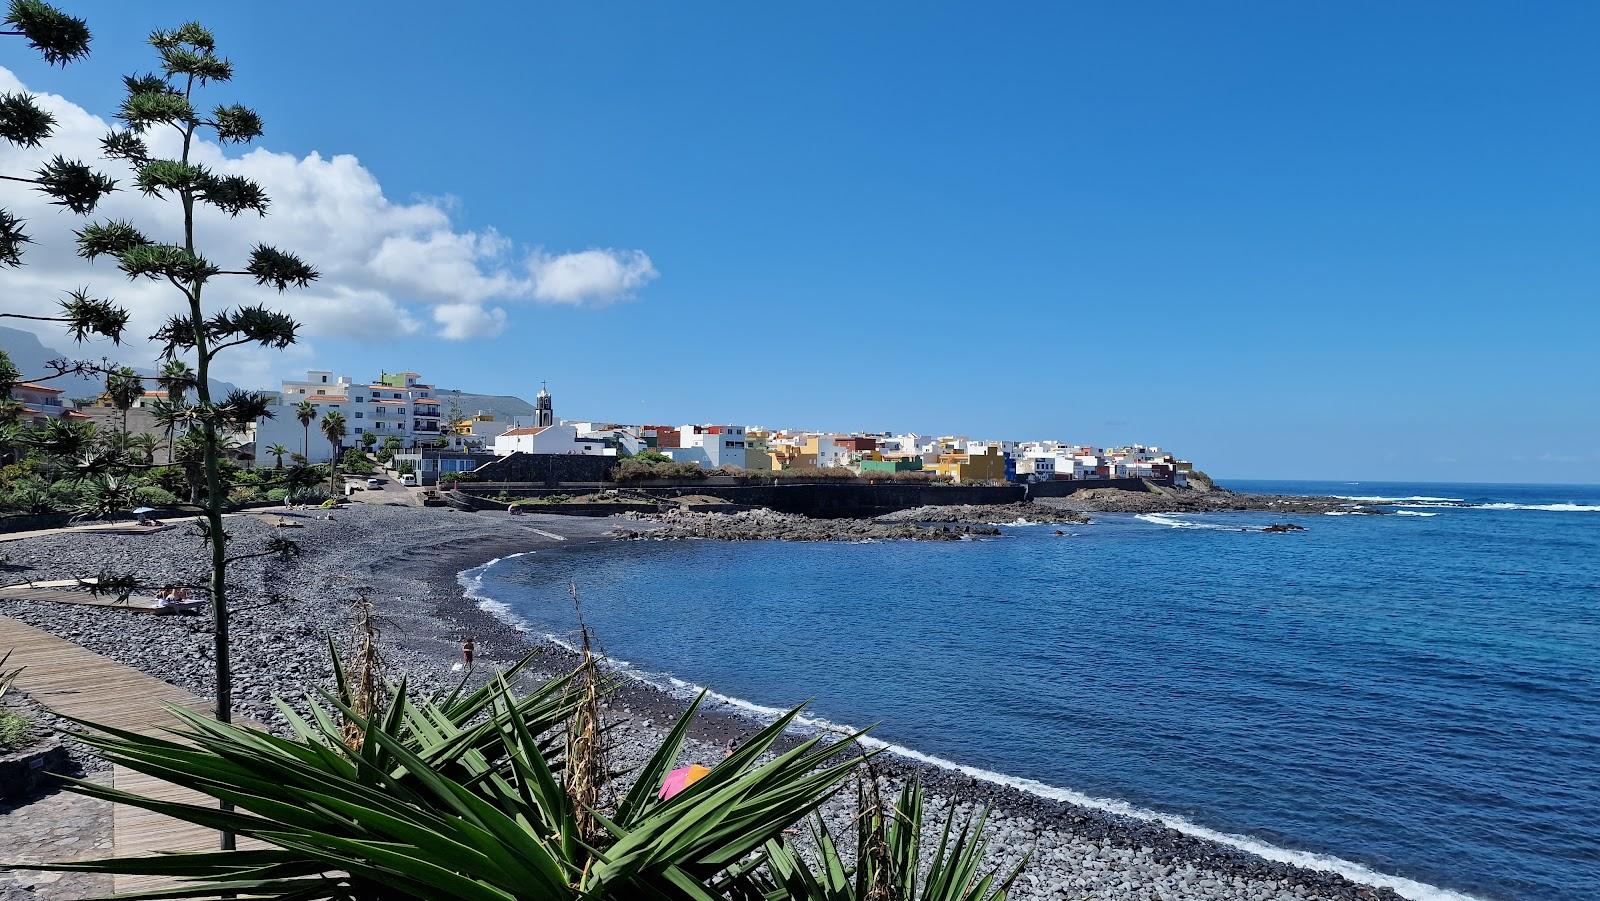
<box><xmin>354</xmin><ymin>412</ymin><xmax>363</xmax><ymax>418</ymax></box>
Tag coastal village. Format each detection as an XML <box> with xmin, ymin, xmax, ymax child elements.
<box><xmin>7</xmin><ymin>366</ymin><xmax>1194</xmax><ymax>489</ymax></box>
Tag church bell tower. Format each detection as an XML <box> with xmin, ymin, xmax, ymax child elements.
<box><xmin>535</xmin><ymin>382</ymin><xmax>554</xmax><ymax>427</ymax></box>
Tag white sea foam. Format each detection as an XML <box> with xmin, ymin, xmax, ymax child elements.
<box><xmin>1322</xmin><ymin>511</ymin><xmax>1359</xmax><ymax>516</ymax></box>
<box><xmin>1333</xmin><ymin>495</ymin><xmax>1464</xmax><ymax>503</ymax></box>
<box><xmin>1135</xmin><ymin>512</ymin><xmax>1241</xmax><ymax>531</ymax></box>
<box><xmin>1472</xmin><ymin>502</ymin><xmax>1600</xmax><ymax>512</ymax></box>
<box><xmin>455</xmin><ymin>555</ymin><xmax>1483</xmax><ymax>901</ymax></box>
<box><xmin>1395</xmin><ymin>510</ymin><xmax>1438</xmax><ymax>517</ymax></box>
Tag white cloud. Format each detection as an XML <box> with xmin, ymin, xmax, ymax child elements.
<box><xmin>0</xmin><ymin>66</ymin><xmax>657</xmax><ymax>382</ymax></box>
<box><xmin>530</xmin><ymin>248</ymin><xmax>659</xmax><ymax>305</ymax></box>
<box><xmin>432</xmin><ymin>303</ymin><xmax>507</xmax><ymax>340</ymax></box>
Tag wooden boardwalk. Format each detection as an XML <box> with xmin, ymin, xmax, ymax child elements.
<box><xmin>0</xmin><ymin>580</ymin><xmax>177</xmax><ymax>613</ymax></box>
<box><xmin>0</xmin><ymin>615</ymin><xmax>257</xmax><ymax>893</ymax></box>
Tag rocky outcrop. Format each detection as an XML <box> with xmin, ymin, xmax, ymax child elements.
<box><xmin>1038</xmin><ymin>485</ymin><xmax>1382</xmax><ymax>516</ymax></box>
<box><xmin>875</xmin><ymin>502</ymin><xmax>1091</xmax><ymax>525</ymax></box>
<box><xmin>611</xmin><ymin>507</ymin><xmax>1000</xmax><ymax>542</ymax></box>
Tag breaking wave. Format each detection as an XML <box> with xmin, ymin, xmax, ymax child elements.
<box><xmin>1334</xmin><ymin>495</ymin><xmax>1464</xmax><ymax>503</ymax></box>
<box><xmin>1135</xmin><ymin>512</ymin><xmax>1244</xmax><ymax>531</ymax></box>
<box><xmin>1473</xmin><ymin>502</ymin><xmax>1600</xmax><ymax>513</ymax></box>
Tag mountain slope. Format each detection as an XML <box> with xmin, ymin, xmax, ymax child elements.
<box><xmin>0</xmin><ymin>325</ymin><xmax>244</xmax><ymax>399</ymax></box>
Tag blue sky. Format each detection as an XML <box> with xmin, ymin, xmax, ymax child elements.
<box><xmin>4</xmin><ymin>2</ymin><xmax>1597</xmax><ymax>482</ymax></box>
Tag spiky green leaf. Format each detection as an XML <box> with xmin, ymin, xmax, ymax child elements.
<box><xmin>245</xmin><ymin>244</ymin><xmax>319</xmax><ymax>292</ymax></box>
<box><xmin>4</xmin><ymin>0</ymin><xmax>91</xmax><ymax>66</ymax></box>
<box><xmin>32</xmin><ymin>155</ymin><xmax>116</xmax><ymax>214</ymax></box>
<box><xmin>0</xmin><ymin>209</ymin><xmax>29</xmax><ymax>267</ymax></box>
<box><xmin>75</xmin><ymin>219</ymin><xmax>150</xmax><ymax>261</ymax></box>
<box><xmin>211</xmin><ymin>103</ymin><xmax>262</xmax><ymax>143</ymax></box>
<box><xmin>0</xmin><ymin>91</ymin><xmax>54</xmax><ymax>146</ymax></box>
<box><xmin>198</xmin><ymin>173</ymin><xmax>268</xmax><ymax>216</ymax></box>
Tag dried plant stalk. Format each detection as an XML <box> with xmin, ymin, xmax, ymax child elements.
<box><xmin>342</xmin><ymin>596</ymin><xmax>384</xmax><ymax>751</ymax></box>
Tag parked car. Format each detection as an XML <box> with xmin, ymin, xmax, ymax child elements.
<box><xmin>366</xmin><ymin>477</ymin><xmax>382</xmax><ymax>487</ymax></box>
<box><xmin>400</xmin><ymin>473</ymin><xmax>418</xmax><ymax>487</ymax></box>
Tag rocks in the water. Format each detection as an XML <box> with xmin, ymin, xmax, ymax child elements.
<box><xmin>1261</xmin><ymin>523</ymin><xmax>1307</xmax><ymax>533</ymax></box>
<box><xmin>1037</xmin><ymin>485</ymin><xmax>1383</xmax><ymax>516</ymax></box>
<box><xmin>875</xmin><ymin>502</ymin><xmax>1091</xmax><ymax>526</ymax></box>
<box><xmin>612</xmin><ymin>507</ymin><xmax>1000</xmax><ymax>542</ymax></box>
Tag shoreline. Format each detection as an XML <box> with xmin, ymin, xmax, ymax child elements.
<box><xmin>0</xmin><ymin>503</ymin><xmax>1474</xmax><ymax>901</ymax></box>
<box><xmin>414</xmin><ymin>514</ymin><xmax>1446</xmax><ymax>901</ymax></box>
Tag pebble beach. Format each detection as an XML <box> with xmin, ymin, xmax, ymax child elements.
<box><xmin>0</xmin><ymin>504</ymin><xmax>1407</xmax><ymax>901</ymax></box>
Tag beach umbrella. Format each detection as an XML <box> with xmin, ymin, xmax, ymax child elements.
<box><xmin>657</xmin><ymin>763</ymin><xmax>711</xmax><ymax>801</ymax></box>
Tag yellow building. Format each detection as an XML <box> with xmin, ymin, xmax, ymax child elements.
<box><xmin>455</xmin><ymin>412</ymin><xmax>495</xmax><ymax>436</ymax></box>
<box><xmin>767</xmin><ymin>446</ymin><xmax>817</xmax><ymax>470</ymax></box>
<box><xmin>928</xmin><ymin>446</ymin><xmax>1007</xmax><ymax>483</ymax></box>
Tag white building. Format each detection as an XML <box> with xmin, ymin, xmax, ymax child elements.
<box><xmin>1016</xmin><ymin>454</ymin><xmax>1057</xmax><ymax>479</ymax></box>
<box><xmin>254</xmin><ymin>369</ymin><xmax>443</xmax><ymax>463</ymax></box>
<box><xmin>8</xmin><ymin>381</ymin><xmax>82</xmax><ymax>426</ymax></box>
<box><xmin>662</xmin><ymin>425</ymin><xmax>748</xmax><ymax>470</ymax></box>
<box><xmin>492</xmin><ymin>424</ymin><xmax>613</xmax><ymax>457</ymax></box>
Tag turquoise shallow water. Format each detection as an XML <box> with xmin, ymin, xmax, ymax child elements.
<box><xmin>462</xmin><ymin>481</ymin><xmax>1600</xmax><ymax>901</ymax></box>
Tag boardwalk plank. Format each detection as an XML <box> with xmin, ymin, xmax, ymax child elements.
<box><xmin>0</xmin><ymin>615</ymin><xmax>262</xmax><ymax>893</ymax></box>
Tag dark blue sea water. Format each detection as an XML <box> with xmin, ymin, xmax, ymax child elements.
<box><xmin>462</xmin><ymin>481</ymin><xmax>1600</xmax><ymax>901</ymax></box>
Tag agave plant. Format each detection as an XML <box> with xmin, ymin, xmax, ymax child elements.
<box><xmin>29</xmin><ymin>647</ymin><xmax>869</xmax><ymax>899</ymax></box>
<box><xmin>760</xmin><ymin>779</ymin><xmax>1028</xmax><ymax>901</ymax></box>
<box><xmin>0</xmin><ymin>650</ymin><xmax>20</xmax><ymax>701</ymax></box>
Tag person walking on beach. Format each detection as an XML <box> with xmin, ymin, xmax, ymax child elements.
<box><xmin>462</xmin><ymin>637</ymin><xmax>475</xmax><ymax>667</ymax></box>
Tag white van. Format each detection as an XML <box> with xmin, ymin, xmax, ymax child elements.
<box><xmin>400</xmin><ymin>473</ymin><xmax>417</xmax><ymax>487</ymax></box>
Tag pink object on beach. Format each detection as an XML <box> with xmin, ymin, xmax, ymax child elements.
<box><xmin>658</xmin><ymin>764</ymin><xmax>711</xmax><ymax>801</ymax></box>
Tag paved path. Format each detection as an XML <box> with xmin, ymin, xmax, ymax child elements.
<box><xmin>0</xmin><ymin>615</ymin><xmax>255</xmax><ymax>894</ymax></box>
<box><xmin>0</xmin><ymin>509</ymin><xmax>294</xmax><ymax>545</ymax></box>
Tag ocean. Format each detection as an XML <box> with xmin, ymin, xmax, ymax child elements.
<box><xmin>459</xmin><ymin>480</ymin><xmax>1600</xmax><ymax>901</ymax></box>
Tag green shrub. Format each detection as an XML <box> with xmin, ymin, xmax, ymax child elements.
<box><xmin>287</xmin><ymin>487</ymin><xmax>330</xmax><ymax>506</ymax></box>
<box><xmin>340</xmin><ymin>448</ymin><xmax>376</xmax><ymax>475</ymax></box>
<box><xmin>725</xmin><ymin>465</ymin><xmax>858</xmax><ymax>481</ymax></box>
<box><xmin>132</xmin><ymin>485</ymin><xmax>181</xmax><ymax>507</ymax></box>
<box><xmin>612</xmin><ymin>458</ymin><xmax>707</xmax><ymax>482</ymax></box>
<box><xmin>264</xmin><ymin>488</ymin><xmax>289</xmax><ymax>502</ymax></box>
<box><xmin>144</xmin><ymin>465</ymin><xmax>189</xmax><ymax>497</ymax></box>
<box><xmin>860</xmin><ymin>468</ymin><xmax>948</xmax><ymax>483</ymax></box>
<box><xmin>229</xmin><ymin>486</ymin><xmax>265</xmax><ymax>505</ymax></box>
<box><xmin>0</xmin><ymin>709</ymin><xmax>31</xmax><ymax>751</ymax></box>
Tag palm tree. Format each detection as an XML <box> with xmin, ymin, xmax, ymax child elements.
<box><xmin>266</xmin><ymin>443</ymin><xmax>288</xmax><ymax>469</ymax></box>
<box><xmin>294</xmin><ymin>400</ymin><xmax>316</xmax><ymax>460</ymax></box>
<box><xmin>148</xmin><ymin>398</ymin><xmax>184</xmax><ymax>464</ymax></box>
<box><xmin>156</xmin><ymin>358</ymin><xmax>196</xmax><ymax>404</ymax></box>
<box><xmin>320</xmin><ymin>411</ymin><xmax>345</xmax><ymax>493</ymax></box>
<box><xmin>104</xmin><ymin>366</ymin><xmax>143</xmax><ymax>438</ymax></box>
<box><xmin>128</xmin><ymin>433</ymin><xmax>159</xmax><ymax>466</ymax></box>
